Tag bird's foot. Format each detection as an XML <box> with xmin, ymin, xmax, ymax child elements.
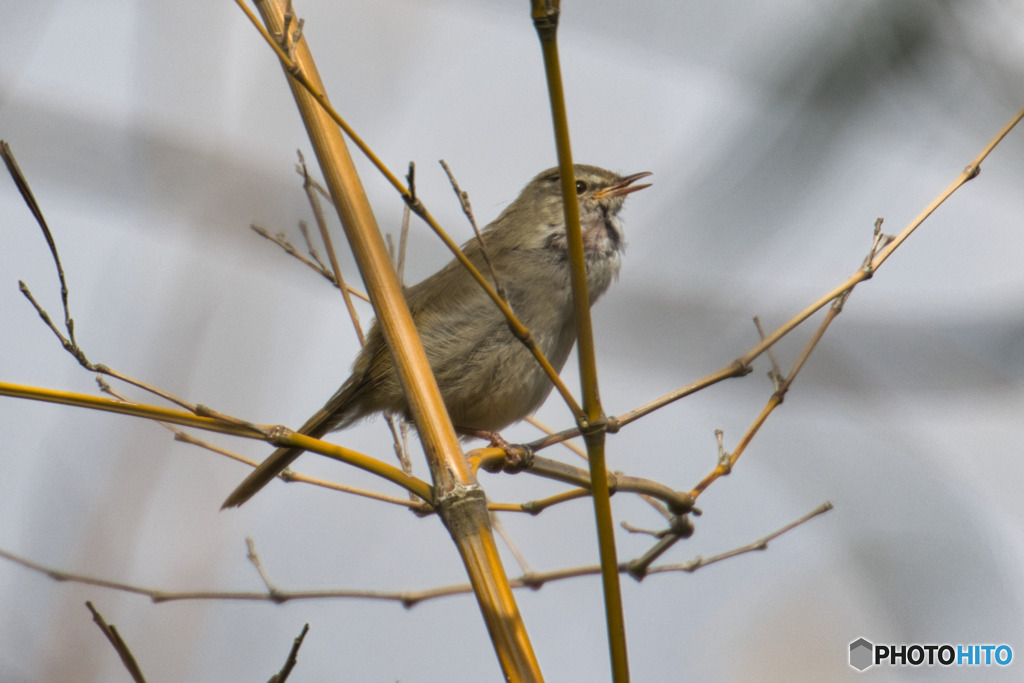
<box><xmin>464</xmin><ymin>429</ymin><xmax>534</xmax><ymax>473</ymax></box>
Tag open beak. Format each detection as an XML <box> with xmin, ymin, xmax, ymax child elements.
<box><xmin>593</xmin><ymin>171</ymin><xmax>653</xmax><ymax>199</ymax></box>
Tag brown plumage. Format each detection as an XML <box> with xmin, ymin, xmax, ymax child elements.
<box><xmin>222</xmin><ymin>165</ymin><xmax>650</xmax><ymax>508</ymax></box>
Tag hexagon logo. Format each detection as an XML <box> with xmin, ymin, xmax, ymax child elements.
<box><xmin>850</xmin><ymin>638</ymin><xmax>874</xmax><ymax>671</ymax></box>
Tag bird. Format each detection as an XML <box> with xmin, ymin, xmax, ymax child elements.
<box><xmin>222</xmin><ymin>164</ymin><xmax>651</xmax><ymax>508</ymax></box>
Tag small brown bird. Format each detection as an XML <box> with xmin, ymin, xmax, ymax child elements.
<box><xmin>222</xmin><ymin>164</ymin><xmax>651</xmax><ymax>508</ymax></box>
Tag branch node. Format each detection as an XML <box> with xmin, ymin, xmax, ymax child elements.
<box><xmin>729</xmin><ymin>359</ymin><xmax>752</xmax><ymax>378</ymax></box>
<box><xmin>578</xmin><ymin>414</ymin><xmax>612</xmax><ymax>438</ymax></box>
<box><xmin>406</xmin><ymin>161</ymin><xmax>416</xmax><ymax>203</ymax></box>
<box><xmin>861</xmin><ymin>217</ymin><xmax>895</xmax><ymax>278</ymax></box>
<box><xmin>625</xmin><ymin>559</ymin><xmax>647</xmax><ymax>582</ymax></box>
<box><xmin>267</xmin><ymin>425</ymin><xmax>294</xmax><ymax>447</ymax></box>
<box><xmin>714</xmin><ymin>429</ymin><xmax>732</xmax><ymax>475</ymax></box>
<box><xmin>520</xmin><ymin>572</ymin><xmax>545</xmax><ymax>590</ymax></box>
<box><xmin>604</xmin><ymin>415</ymin><xmax>621</xmax><ymax>434</ymax></box>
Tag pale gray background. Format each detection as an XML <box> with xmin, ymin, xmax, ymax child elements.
<box><xmin>2</xmin><ymin>1</ymin><xmax>1024</xmax><ymax>681</ymax></box>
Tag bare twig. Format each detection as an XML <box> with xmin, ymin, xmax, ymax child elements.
<box><xmin>530</xmin><ymin>362</ymin><xmax>748</xmax><ymax>452</ymax></box>
<box><xmin>636</xmin><ymin>492</ymin><xmax>676</xmax><ymax>522</ymax></box>
<box><xmin>250</xmin><ymin>223</ymin><xmax>341</xmax><ymax>290</ymax></box>
<box><xmin>384</xmin><ymin>416</ymin><xmax>420</xmax><ymax>508</ymax></box>
<box><xmin>298</xmin><ymin>149</ymin><xmax>365</xmax><ymax>343</ymax></box>
<box><xmin>1</xmin><ymin>379</ymin><xmax>434</xmax><ymax>501</ymax></box>
<box><xmin>296</xmin><ymin>154</ymin><xmax>417</xmax><ymax>491</ymax></box>
<box><xmin>491</xmin><ymin>513</ymin><xmax>534</xmax><ymax>575</ymax></box>
<box><xmin>3</xmin><ymin>141</ymin><xmax>439</xmax><ymax>505</ymax></box>
<box><xmin>625</xmin><ymin>512</ymin><xmax>695</xmax><ymax>580</ymax></box>
<box><xmin>174</xmin><ymin>427</ymin><xmax>425</xmax><ymax>508</ymax></box>
<box><xmin>470</xmin><ymin>450</ymin><xmax>694</xmax><ymax>515</ymax></box>
<box><xmin>753</xmin><ymin>316</ymin><xmax>784</xmax><ymax>391</ymax></box>
<box><xmin>620</xmin><ymin>522</ymin><xmax>663</xmax><ymax>538</ymax></box>
<box><xmin>0</xmin><ymin>504</ymin><xmax>829</xmax><ymax>606</ymax></box>
<box><xmin>2</xmin><ymin>141</ymin><xmax>78</xmax><ymax>350</ymax></box>
<box><xmin>650</xmin><ymin>502</ymin><xmax>834</xmax><ymax>574</ymax></box>
<box><xmin>439</xmin><ymin>159</ymin><xmax>507</xmax><ymax>303</ymax></box>
<box><xmin>489</xmin><ymin>488</ymin><xmax>592</xmax><ymax>514</ymax></box>
<box><xmin>247</xmin><ymin>538</ymin><xmax>284</xmax><ymax>602</ymax></box>
<box><xmin>607</xmin><ymin>106</ymin><xmax>1024</xmax><ymax>439</ymax></box>
<box><xmin>525</xmin><ymin>416</ymin><xmax>588</xmax><ymax>460</ymax></box>
<box><xmin>86</xmin><ymin>602</ymin><xmax>147</xmax><ymax>683</ymax></box>
<box><xmin>269</xmin><ymin>623</ymin><xmax>310</xmax><ymax>683</ymax></box>
<box><xmin>297</xmin><ymin>221</ymin><xmax>332</xmax><ymax>273</ymax></box>
<box><xmin>690</xmin><ymin>221</ymin><xmax>883</xmax><ymax>500</ymax></box>
<box><xmin>397</xmin><ymin>203</ymin><xmax>411</xmax><ymax>284</ymax></box>
<box><xmin>97</xmin><ymin>378</ymin><xmax>425</xmax><ymax>509</ymax></box>
<box><xmin>3</xmin><ymin>143</ymin><xmax>274</xmax><ymax>431</ymax></box>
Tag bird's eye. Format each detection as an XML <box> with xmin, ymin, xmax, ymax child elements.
<box><xmin>575</xmin><ymin>180</ymin><xmax>588</xmax><ymax>194</ymax></box>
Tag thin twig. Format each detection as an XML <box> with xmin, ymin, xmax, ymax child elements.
<box><xmin>490</xmin><ymin>488</ymin><xmax>592</xmax><ymax>514</ymax></box>
<box><xmin>608</xmin><ymin>104</ymin><xmax>1024</xmax><ymax>435</ymax></box>
<box><xmin>1</xmin><ymin>379</ymin><xmax>433</xmax><ymax>501</ymax></box>
<box><xmin>690</xmin><ymin>222</ymin><xmax>879</xmax><ymax>499</ymax></box>
<box><xmin>439</xmin><ymin>159</ymin><xmax>507</xmax><ymax>302</ymax></box>
<box><xmin>753</xmin><ymin>316</ymin><xmax>784</xmax><ymax>391</ymax></box>
<box><xmin>297</xmin><ymin>154</ymin><xmax>417</xmax><ymax>492</ymax></box>
<box><xmin>95</xmin><ymin>377</ymin><xmax>425</xmax><ymax>509</ymax></box>
<box><xmin>470</xmin><ymin>450</ymin><xmax>694</xmax><ymax>515</ymax></box>
<box><xmin>298</xmin><ymin>149</ymin><xmax>365</xmax><ymax>344</ymax></box>
<box><xmin>637</xmin><ymin>492</ymin><xmax>675</xmax><ymax>522</ymax></box>
<box><xmin>384</xmin><ymin>415</ymin><xmax>418</xmax><ymax>505</ymax></box>
<box><xmin>490</xmin><ymin>513</ymin><xmax>534</xmax><ymax>575</ymax></box>
<box><xmin>651</xmin><ymin>502</ymin><xmax>833</xmax><ymax>574</ymax></box>
<box><xmin>3</xmin><ymin>146</ymin><xmax>275</xmax><ymax>432</ymax></box>
<box><xmin>86</xmin><ymin>602</ymin><xmax>147</xmax><ymax>683</ymax></box>
<box><xmin>397</xmin><ymin>204</ymin><xmax>411</xmax><ymax>285</ymax></box>
<box><xmin>246</xmin><ymin>538</ymin><xmax>284</xmax><ymax>602</ymax></box>
<box><xmin>250</xmin><ymin>223</ymin><xmax>369</xmax><ymax>301</ymax></box>
<box><xmin>2</xmin><ymin>141</ymin><xmax>77</xmax><ymax>349</ymax></box>
<box><xmin>525</xmin><ymin>416</ymin><xmax>587</xmax><ymax>460</ymax></box>
<box><xmin>0</xmin><ymin>504</ymin><xmax>829</xmax><ymax>605</ymax></box>
<box><xmin>5</xmin><ymin>143</ymin><xmax>426</xmax><ymax>502</ymax></box>
<box><xmin>620</xmin><ymin>522</ymin><xmax>664</xmax><ymax>538</ymax></box>
<box><xmin>269</xmin><ymin>624</ymin><xmax>310</xmax><ymax>683</ymax></box>
<box><xmin>297</xmin><ymin>220</ymin><xmax>332</xmax><ymax>274</ymax></box>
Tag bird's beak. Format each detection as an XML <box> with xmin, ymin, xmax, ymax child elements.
<box><xmin>593</xmin><ymin>171</ymin><xmax>653</xmax><ymax>199</ymax></box>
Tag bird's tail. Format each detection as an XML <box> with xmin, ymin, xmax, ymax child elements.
<box><xmin>221</xmin><ymin>377</ymin><xmax>365</xmax><ymax>509</ymax></box>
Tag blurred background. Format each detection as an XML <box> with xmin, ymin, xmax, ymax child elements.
<box><xmin>2</xmin><ymin>1</ymin><xmax>1023</xmax><ymax>680</ymax></box>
